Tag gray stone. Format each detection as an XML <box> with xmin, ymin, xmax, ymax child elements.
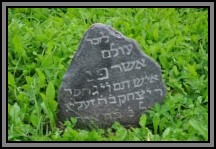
<box><xmin>58</xmin><ymin>23</ymin><xmax>166</xmax><ymax>129</ymax></box>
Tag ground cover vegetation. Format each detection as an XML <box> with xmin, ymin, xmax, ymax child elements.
<box><xmin>8</xmin><ymin>8</ymin><xmax>208</xmax><ymax>141</ymax></box>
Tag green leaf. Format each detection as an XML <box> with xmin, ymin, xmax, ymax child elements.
<box><xmin>189</xmin><ymin>119</ymin><xmax>208</xmax><ymax>140</ymax></box>
<box><xmin>154</xmin><ymin>103</ymin><xmax>160</xmax><ymax>112</ymax></box>
<box><xmin>26</xmin><ymin>76</ymin><xmax>33</xmax><ymax>85</ymax></box>
<box><xmin>41</xmin><ymin>102</ymin><xmax>49</xmax><ymax>116</ymax></box>
<box><xmin>40</xmin><ymin>93</ymin><xmax>46</xmax><ymax>101</ymax></box>
<box><xmin>187</xmin><ymin>64</ymin><xmax>198</xmax><ymax>78</ymax></box>
<box><xmin>12</xmin><ymin>34</ymin><xmax>26</xmax><ymax>58</ymax></box>
<box><xmin>46</xmin><ymin>82</ymin><xmax>57</xmax><ymax>112</ymax></box>
<box><xmin>30</xmin><ymin>110</ymin><xmax>39</xmax><ymax>127</ymax></box>
<box><xmin>35</xmin><ymin>68</ymin><xmax>45</xmax><ymax>90</ymax></box>
<box><xmin>139</xmin><ymin>114</ymin><xmax>147</xmax><ymax>127</ymax></box>
<box><xmin>10</xmin><ymin>103</ymin><xmax>21</xmax><ymax>123</ymax></box>
<box><xmin>153</xmin><ymin>114</ymin><xmax>160</xmax><ymax>134</ymax></box>
<box><xmin>8</xmin><ymin>72</ymin><xmax>16</xmax><ymax>88</ymax></box>
<box><xmin>153</xmin><ymin>27</ymin><xmax>159</xmax><ymax>41</ymax></box>
<box><xmin>191</xmin><ymin>34</ymin><xmax>198</xmax><ymax>44</ymax></box>
<box><xmin>41</xmin><ymin>102</ymin><xmax>55</xmax><ymax>129</ymax></box>
<box><xmin>162</xmin><ymin>127</ymin><xmax>171</xmax><ymax>139</ymax></box>
<box><xmin>159</xmin><ymin>55</ymin><xmax>169</xmax><ymax>69</ymax></box>
<box><xmin>88</xmin><ymin>130</ymin><xmax>102</xmax><ymax>141</ymax></box>
<box><xmin>7</xmin><ymin>8</ymin><xmax>208</xmax><ymax>141</ymax></box>
<box><xmin>46</xmin><ymin>40</ymin><xmax>55</xmax><ymax>54</ymax></box>
<box><xmin>46</xmin><ymin>82</ymin><xmax>55</xmax><ymax>102</ymax></box>
<box><xmin>41</xmin><ymin>55</ymin><xmax>54</xmax><ymax>68</ymax></box>
<box><xmin>113</xmin><ymin>127</ymin><xmax>128</xmax><ymax>141</ymax></box>
<box><xmin>172</xmin><ymin>65</ymin><xmax>179</xmax><ymax>76</ymax></box>
<box><xmin>159</xmin><ymin>117</ymin><xmax>167</xmax><ymax>134</ymax></box>
<box><xmin>42</xmin><ymin>82</ymin><xmax>57</xmax><ymax>130</ymax></box>
<box><xmin>70</xmin><ymin>117</ymin><xmax>77</xmax><ymax>128</ymax></box>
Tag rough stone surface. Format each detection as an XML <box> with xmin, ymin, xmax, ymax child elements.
<box><xmin>58</xmin><ymin>23</ymin><xmax>166</xmax><ymax>129</ymax></box>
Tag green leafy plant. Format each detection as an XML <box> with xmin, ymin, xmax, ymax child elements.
<box><xmin>8</xmin><ymin>8</ymin><xmax>208</xmax><ymax>141</ymax></box>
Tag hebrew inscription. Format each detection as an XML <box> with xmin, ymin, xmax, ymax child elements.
<box><xmin>58</xmin><ymin>23</ymin><xmax>166</xmax><ymax>129</ymax></box>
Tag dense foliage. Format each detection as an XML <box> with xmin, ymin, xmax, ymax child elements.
<box><xmin>8</xmin><ymin>8</ymin><xmax>208</xmax><ymax>141</ymax></box>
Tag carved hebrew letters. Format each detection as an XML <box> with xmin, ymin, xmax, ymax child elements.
<box><xmin>135</xmin><ymin>59</ymin><xmax>146</xmax><ymax>69</ymax></box>
<box><xmin>98</xmin><ymin>96</ymin><xmax>108</xmax><ymax>105</ymax></box>
<box><xmin>82</xmin><ymin>88</ymin><xmax>91</xmax><ymax>96</ymax></box>
<box><xmin>85</xmin><ymin>68</ymin><xmax>109</xmax><ymax>82</ymax></box>
<box><xmin>86</xmin><ymin>32</ymin><xmax>109</xmax><ymax>45</ymax></box>
<box><xmin>112</xmin><ymin>109</ymin><xmax>122</xmax><ymax>119</ymax></box>
<box><xmin>154</xmin><ymin>89</ymin><xmax>163</xmax><ymax>96</ymax></box>
<box><xmin>111</xmin><ymin>59</ymin><xmax>146</xmax><ymax>72</ymax></box>
<box><xmin>103</xmin><ymin>113</ymin><xmax>112</xmax><ymax>120</ymax></box>
<box><xmin>103</xmin><ymin>109</ymin><xmax>122</xmax><ymax>121</ymax></box>
<box><xmin>85</xmin><ymin>71</ymin><xmax>94</xmax><ymax>82</ymax></box>
<box><xmin>113</xmin><ymin>80</ymin><xmax>130</xmax><ymax>91</ymax></box>
<box><xmin>65</xmin><ymin>102</ymin><xmax>74</xmax><ymax>112</ymax></box>
<box><xmin>76</xmin><ymin>116</ymin><xmax>100</xmax><ymax>122</ymax></box>
<box><xmin>101</xmin><ymin>50</ymin><xmax>111</xmax><ymax>59</ymax></box>
<box><xmin>64</xmin><ymin>87</ymin><xmax>164</xmax><ymax>111</ymax></box>
<box><xmin>135</xmin><ymin>89</ymin><xmax>145</xmax><ymax>100</ymax></box>
<box><xmin>74</xmin><ymin>89</ymin><xmax>81</xmax><ymax>97</ymax></box>
<box><xmin>117</xmin><ymin>94</ymin><xmax>127</xmax><ymax>107</ymax></box>
<box><xmin>108</xmin><ymin>95</ymin><xmax>117</xmax><ymax>104</ymax></box>
<box><xmin>59</xmin><ymin>24</ymin><xmax>166</xmax><ymax>128</ymax></box>
<box><xmin>65</xmin><ymin>99</ymin><xmax>96</xmax><ymax>111</ymax></box>
<box><xmin>110</xmin><ymin>43</ymin><xmax>119</xmax><ymax>57</ymax></box>
<box><xmin>128</xmin><ymin>106</ymin><xmax>134</xmax><ymax>117</ymax></box>
<box><xmin>92</xmin><ymin>86</ymin><xmax>99</xmax><ymax>96</ymax></box>
<box><xmin>138</xmin><ymin>101</ymin><xmax>147</xmax><ymax>110</ymax></box>
<box><xmin>101</xmin><ymin>43</ymin><xmax>133</xmax><ymax>58</ymax></box>
<box><xmin>127</xmin><ymin>92</ymin><xmax>135</xmax><ymax>101</ymax></box>
<box><xmin>64</xmin><ymin>88</ymin><xmax>72</xmax><ymax>95</ymax></box>
<box><xmin>150</xmin><ymin>75</ymin><xmax>159</xmax><ymax>83</ymax></box>
<box><xmin>105</xmin><ymin>82</ymin><xmax>112</xmax><ymax>92</ymax></box>
<box><xmin>146</xmin><ymin>89</ymin><xmax>152</xmax><ymax>94</ymax></box>
<box><xmin>133</xmin><ymin>78</ymin><xmax>144</xmax><ymax>88</ymax></box>
<box><xmin>113</xmin><ymin>82</ymin><xmax>122</xmax><ymax>91</ymax></box>
<box><xmin>97</xmin><ymin>68</ymin><xmax>109</xmax><ymax>80</ymax></box>
<box><xmin>75</xmin><ymin>101</ymin><xmax>86</xmax><ymax>110</ymax></box>
<box><xmin>111</xmin><ymin>64</ymin><xmax>123</xmax><ymax>72</ymax></box>
<box><xmin>121</xmin><ymin>61</ymin><xmax>136</xmax><ymax>72</ymax></box>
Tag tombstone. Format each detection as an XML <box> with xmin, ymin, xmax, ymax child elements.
<box><xmin>58</xmin><ymin>23</ymin><xmax>166</xmax><ymax>129</ymax></box>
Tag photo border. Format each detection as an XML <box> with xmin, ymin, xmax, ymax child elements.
<box><xmin>2</xmin><ymin>2</ymin><xmax>214</xmax><ymax>147</ymax></box>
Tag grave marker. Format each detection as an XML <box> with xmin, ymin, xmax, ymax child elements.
<box><xmin>58</xmin><ymin>23</ymin><xmax>166</xmax><ymax>129</ymax></box>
